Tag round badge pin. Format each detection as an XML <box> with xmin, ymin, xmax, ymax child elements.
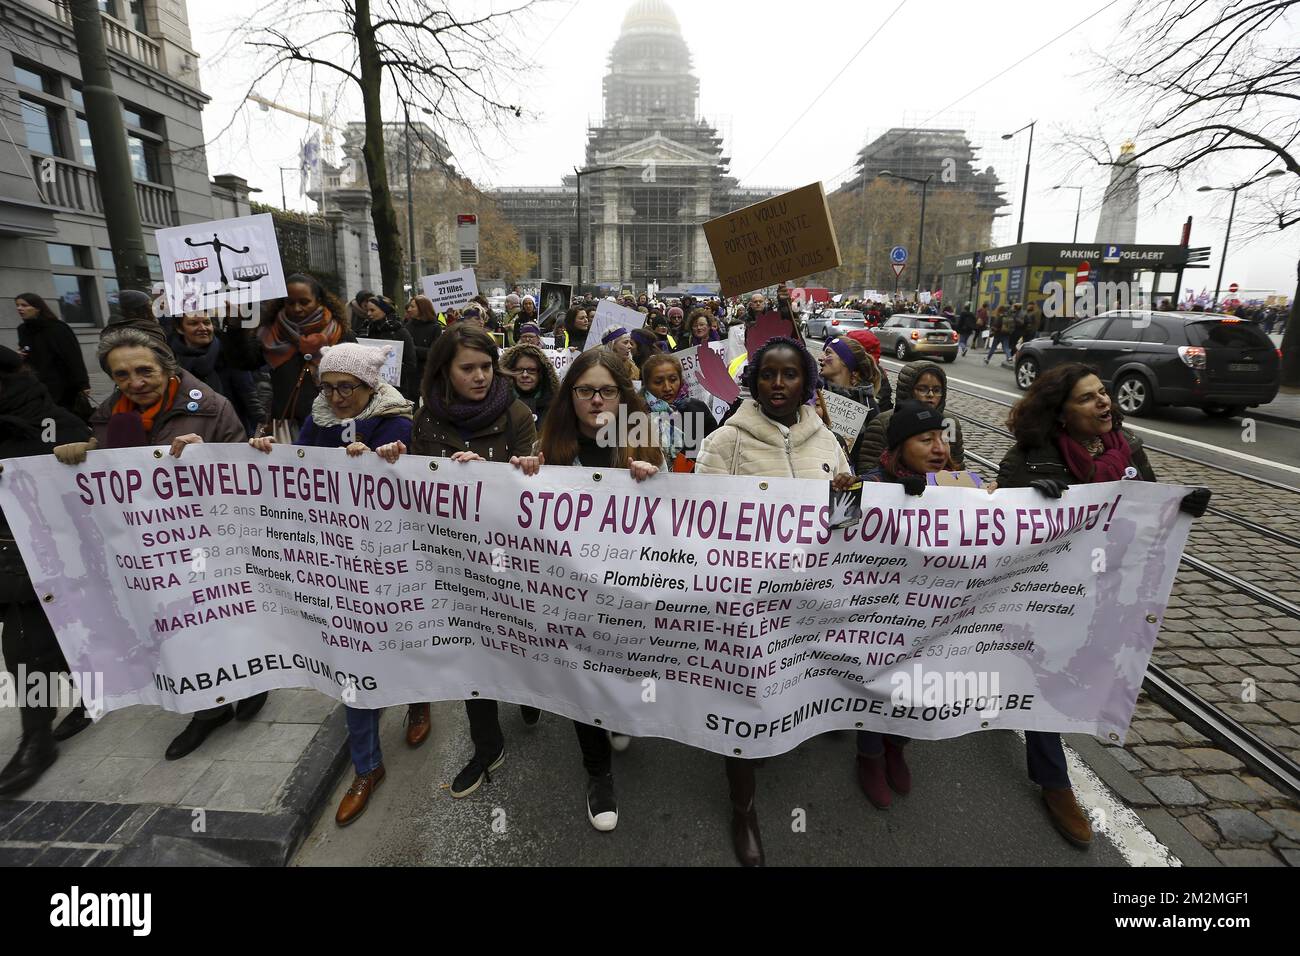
<box><xmin>188</xmin><ymin>389</ymin><xmax>203</xmax><ymax>400</ymax></box>
<box><xmin>1123</xmin><ymin>465</ymin><xmax>1138</xmax><ymax>479</ymax></box>
<box><xmin>186</xmin><ymin>401</ymin><xmax>200</xmax><ymax>412</ymax></box>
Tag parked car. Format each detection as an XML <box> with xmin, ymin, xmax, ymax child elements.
<box><xmin>1013</xmin><ymin>310</ymin><xmax>1280</xmax><ymax>416</ymax></box>
<box><xmin>804</xmin><ymin>309</ymin><xmax>866</xmax><ymax>340</ymax></box>
<box><xmin>875</xmin><ymin>315</ymin><xmax>959</xmax><ymax>361</ymax></box>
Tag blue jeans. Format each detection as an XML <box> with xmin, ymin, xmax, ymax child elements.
<box><xmin>1025</xmin><ymin>731</ymin><xmax>1069</xmax><ymax>789</ymax></box>
<box><xmin>345</xmin><ymin>705</ymin><xmax>383</xmax><ymax>775</ymax></box>
<box><xmin>985</xmin><ymin>334</ymin><xmax>1011</xmax><ymax>361</ymax></box>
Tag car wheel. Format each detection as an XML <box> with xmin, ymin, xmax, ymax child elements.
<box><xmin>1115</xmin><ymin>373</ymin><xmax>1153</xmax><ymax>417</ymax></box>
<box><xmin>942</xmin><ymin>353</ymin><xmax>956</xmax><ymax>363</ymax></box>
<box><xmin>894</xmin><ymin>340</ymin><xmax>909</xmax><ymax>360</ymax></box>
<box><xmin>1203</xmin><ymin>404</ymin><xmax>1245</xmax><ymax>418</ymax></box>
<box><xmin>1014</xmin><ymin>355</ymin><xmax>1038</xmax><ymax>390</ymax></box>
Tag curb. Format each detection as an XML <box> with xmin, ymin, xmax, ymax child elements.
<box><xmin>0</xmin><ymin>705</ymin><xmax>350</xmax><ymax>868</ymax></box>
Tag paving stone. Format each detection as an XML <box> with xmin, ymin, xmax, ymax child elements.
<box><xmin>1190</xmin><ymin>774</ymin><xmax>1265</xmax><ymax>802</ymax></box>
<box><xmin>1254</xmin><ymin>725</ymin><xmax>1300</xmax><ymax>749</ymax></box>
<box><xmin>1178</xmin><ymin>813</ymin><xmax>1219</xmax><ymax>845</ymax></box>
<box><xmin>1242</xmin><ymin>776</ymin><xmax>1286</xmax><ymax>801</ymax></box>
<box><xmin>1165</xmin><ymin>667</ymin><xmax>1213</xmax><ymax>685</ymax></box>
<box><xmin>1172</xmin><ymin>722</ymin><xmax>1210</xmax><ymax>745</ymax></box>
<box><xmin>1213</xmin><ymin>649</ymin><xmax>1258</xmax><ymax>665</ymax></box>
<box><xmin>1195</xmin><ymin>684</ymin><xmax>1231</xmax><ymax>701</ymax></box>
<box><xmin>1244</xmin><ymin>665</ymin><xmax>1296</xmax><ymax>682</ymax></box>
<box><xmin>1132</xmin><ymin>699</ymin><xmax>1171</xmax><ymax>720</ymax></box>
<box><xmin>1214</xmin><ymin>849</ymin><xmax>1284</xmax><ymax>867</ymax></box>
<box><xmin>1260</xmin><ymin>810</ymin><xmax>1300</xmax><ymax>842</ymax></box>
<box><xmin>1130</xmin><ymin>720</ymin><xmax>1186</xmax><ymax>744</ymax></box>
<box><xmin>1181</xmin><ymin>748</ymin><xmax>1244</xmax><ymax>771</ymax></box>
<box><xmin>1208</xmin><ymin>809</ymin><xmax>1277</xmax><ymax>842</ymax></box>
<box><xmin>1177</xmin><ymin>649</ymin><xmax>1220</xmax><ymax>664</ymax></box>
<box><xmin>1264</xmin><ymin>701</ymin><xmax>1300</xmax><ymax>724</ymax></box>
<box><xmin>1131</xmin><ymin>746</ymin><xmax>1197</xmax><ymax>770</ymax></box>
<box><xmin>1108</xmin><ymin>748</ymin><xmax>1145</xmax><ymax>772</ymax></box>
<box><xmin>1216</xmin><ymin>702</ymin><xmax>1280</xmax><ymax>724</ymax></box>
<box><xmin>1143</xmin><ymin>775</ymin><xmax>1207</xmax><ymax>806</ymax></box>
<box><xmin>1255</xmin><ymin>648</ymin><xmax>1300</xmax><ymax>665</ymax></box>
<box><xmin>1204</xmin><ymin>664</ymin><xmax>1251</xmax><ymax>683</ymax></box>
<box><xmin>1197</xmin><ymin>632</ymin><xmax>1241</xmax><ymax>648</ymax></box>
<box><xmin>1232</xmin><ymin>619</ymin><xmax>1275</xmax><ymax>632</ymax></box>
<box><xmin>1281</xmin><ymin>849</ymin><xmax>1300</xmax><ymax>867</ymax></box>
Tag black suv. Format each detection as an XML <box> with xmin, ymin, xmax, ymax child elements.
<box><xmin>1014</xmin><ymin>311</ymin><xmax>1280</xmax><ymax>416</ymax></box>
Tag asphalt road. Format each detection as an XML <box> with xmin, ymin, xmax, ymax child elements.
<box><xmin>293</xmin><ymin>702</ymin><xmax>1136</xmax><ymax>867</ymax></box>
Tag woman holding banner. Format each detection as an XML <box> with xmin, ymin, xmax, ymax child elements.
<box><xmin>251</xmin><ymin>342</ymin><xmax>418</xmax><ymax>826</ymax></box>
<box><xmin>52</xmin><ymin>328</ymin><xmax>268</xmax><ymax>761</ymax></box>
<box><xmin>997</xmin><ymin>363</ymin><xmax>1211</xmax><ymax>849</ymax></box>
<box><xmin>375</xmin><ymin>324</ymin><xmax>540</xmax><ymax>800</ymax></box>
<box><xmin>507</xmin><ymin>348</ymin><xmax>664</xmax><ymax>832</ymax></box>
<box><xmin>694</xmin><ymin>337</ymin><xmax>855</xmax><ymax>866</ymax></box>
<box><xmin>221</xmin><ymin>273</ymin><xmax>354</xmax><ymax>440</ymax></box>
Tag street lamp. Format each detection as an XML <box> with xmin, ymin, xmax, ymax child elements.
<box><xmin>278</xmin><ymin>167</ymin><xmax>297</xmax><ymax>211</ymax></box>
<box><xmin>403</xmin><ymin>102</ymin><xmax>434</xmax><ymax>294</ymax></box>
<box><xmin>878</xmin><ymin>169</ymin><xmax>933</xmax><ymax>299</ymax></box>
<box><xmin>1002</xmin><ymin>121</ymin><xmax>1036</xmax><ymax>244</ymax></box>
<box><xmin>1197</xmin><ymin>169</ymin><xmax>1286</xmax><ymax>307</ymax></box>
<box><xmin>1052</xmin><ymin>185</ymin><xmax>1084</xmax><ymax>243</ymax></box>
<box><xmin>575</xmin><ymin>164</ymin><xmax>627</xmax><ymax>293</ymax></box>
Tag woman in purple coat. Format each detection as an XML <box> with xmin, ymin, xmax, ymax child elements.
<box><xmin>249</xmin><ymin>342</ymin><xmax>416</xmax><ymax>826</ymax></box>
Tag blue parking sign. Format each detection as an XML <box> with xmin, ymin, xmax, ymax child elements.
<box><xmin>890</xmin><ymin>245</ymin><xmax>908</xmax><ymax>265</ymax></box>
<box><xmin>1103</xmin><ymin>244</ymin><xmax>1121</xmax><ymax>263</ymax></box>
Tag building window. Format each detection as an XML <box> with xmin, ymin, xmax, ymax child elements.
<box><xmin>13</xmin><ymin>65</ymin><xmax>49</xmax><ymax>93</ymax></box>
<box><xmin>97</xmin><ymin>248</ymin><xmax>116</xmax><ymax>271</ymax></box>
<box><xmin>76</xmin><ymin>116</ymin><xmax>94</xmax><ymax>165</ymax></box>
<box><xmin>147</xmin><ymin>254</ymin><xmax>162</xmax><ymax>281</ymax></box>
<box><xmin>50</xmin><ymin>274</ymin><xmax>96</xmax><ymax>325</ymax></box>
<box><xmin>128</xmin><ymin>134</ymin><xmax>161</xmax><ymax>182</ymax></box>
<box><xmin>47</xmin><ymin>243</ymin><xmax>82</xmax><ymax>268</ymax></box>
<box><xmin>99</xmin><ymin>0</ymin><xmax>148</xmax><ymax>34</ymax></box>
<box><xmin>20</xmin><ymin>97</ymin><xmax>63</xmax><ymax>157</ymax></box>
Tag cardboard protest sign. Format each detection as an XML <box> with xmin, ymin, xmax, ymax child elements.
<box><xmin>155</xmin><ymin>213</ymin><xmax>286</xmax><ymax>316</ymax></box>
<box><xmin>539</xmin><ymin>282</ymin><xmax>572</xmax><ymax>330</ymax></box>
<box><xmin>702</xmin><ymin>183</ymin><xmax>841</xmax><ymax>298</ymax></box>
<box><xmin>586</xmin><ymin>299</ymin><xmax>642</xmax><ymax>352</ymax></box>
<box><xmin>355</xmin><ymin>338</ymin><xmax>404</xmax><ymax>388</ymax></box>
<box><xmin>421</xmin><ymin>268</ymin><xmax>478</xmax><ymax>314</ymax></box>
<box><xmin>820</xmin><ymin>390</ymin><xmax>872</xmax><ymax>443</ymax></box>
<box><xmin>675</xmin><ymin>344</ymin><xmax>733</xmax><ymax>422</ymax></box>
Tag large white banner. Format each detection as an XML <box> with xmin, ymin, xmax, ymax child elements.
<box><xmin>155</xmin><ymin>214</ymin><xmax>286</xmax><ymax>316</ymax></box>
<box><xmin>0</xmin><ymin>447</ymin><xmax>1194</xmax><ymax>757</ymax></box>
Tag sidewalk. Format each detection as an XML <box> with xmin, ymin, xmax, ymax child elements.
<box><xmin>1248</xmin><ymin>387</ymin><xmax>1300</xmax><ymax>428</ymax></box>
<box><xmin>0</xmin><ymin>692</ymin><xmax>348</xmax><ymax>866</ymax></box>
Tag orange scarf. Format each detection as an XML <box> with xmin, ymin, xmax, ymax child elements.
<box><xmin>113</xmin><ymin>377</ymin><xmax>180</xmax><ymax>435</ymax></box>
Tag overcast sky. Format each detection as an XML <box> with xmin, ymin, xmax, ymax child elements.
<box><xmin>190</xmin><ymin>0</ymin><xmax>1298</xmax><ymax>297</ymax></box>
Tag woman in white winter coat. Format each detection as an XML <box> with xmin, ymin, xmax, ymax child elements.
<box><xmin>694</xmin><ymin>336</ymin><xmax>855</xmax><ymax>866</ymax></box>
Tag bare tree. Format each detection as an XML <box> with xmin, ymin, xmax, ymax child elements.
<box><xmin>245</xmin><ymin>0</ymin><xmax>539</xmax><ymax>302</ymax></box>
<box><xmin>1069</xmin><ymin>0</ymin><xmax>1300</xmax><ymax>384</ymax></box>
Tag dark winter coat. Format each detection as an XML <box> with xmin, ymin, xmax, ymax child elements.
<box><xmin>90</xmin><ymin>369</ymin><xmax>246</xmax><ymax>448</ymax></box>
<box><xmin>821</xmin><ymin>381</ymin><xmax>879</xmax><ymax>474</ymax></box>
<box><xmin>168</xmin><ymin>334</ymin><xmax>266</xmax><ymax>435</ymax></box>
<box><xmin>0</xmin><ymin>373</ymin><xmax>89</xmax><ymax>544</ymax></box>
<box><xmin>357</xmin><ymin>318</ymin><xmax>419</xmax><ymax>403</ymax></box>
<box><xmin>406</xmin><ymin>318</ymin><xmax>443</xmax><ymax>390</ymax></box>
<box><xmin>220</xmin><ymin>318</ymin><xmax>357</xmax><ymax>427</ymax></box>
<box><xmin>996</xmin><ymin>428</ymin><xmax>1156</xmax><ymax>488</ymax></box>
<box><xmin>17</xmin><ymin>317</ymin><xmax>90</xmax><ymax>413</ymax></box>
<box><xmin>412</xmin><ymin>399</ymin><xmax>538</xmax><ymax>463</ymax></box>
<box><xmin>858</xmin><ymin>360</ymin><xmax>964</xmax><ymax>471</ymax></box>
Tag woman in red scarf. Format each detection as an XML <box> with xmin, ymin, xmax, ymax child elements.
<box><xmin>998</xmin><ymin>363</ymin><xmax>1209</xmax><ymax>849</ymax></box>
<box><xmin>221</xmin><ymin>273</ymin><xmax>353</xmax><ymax>434</ymax></box>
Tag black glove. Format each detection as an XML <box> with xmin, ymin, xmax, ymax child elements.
<box><xmin>1179</xmin><ymin>487</ymin><xmax>1211</xmax><ymax>518</ymax></box>
<box><xmin>899</xmin><ymin>475</ymin><xmax>926</xmax><ymax>497</ymax></box>
<box><xmin>1030</xmin><ymin>478</ymin><xmax>1069</xmax><ymax>499</ymax></box>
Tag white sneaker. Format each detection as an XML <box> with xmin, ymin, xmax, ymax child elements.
<box><xmin>609</xmin><ymin>732</ymin><xmax>631</xmax><ymax>752</ymax></box>
<box><xmin>586</xmin><ymin>773</ymin><xmax>618</xmax><ymax>832</ymax></box>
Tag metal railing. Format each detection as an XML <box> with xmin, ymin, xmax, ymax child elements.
<box><xmin>31</xmin><ymin>155</ymin><xmax>177</xmax><ymax>228</ymax></box>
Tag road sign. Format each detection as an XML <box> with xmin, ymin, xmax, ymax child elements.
<box><xmin>457</xmin><ymin>214</ymin><xmax>479</xmax><ymax>267</ymax></box>
<box><xmin>892</xmin><ymin>262</ymin><xmax>906</xmax><ymax>278</ymax></box>
<box><xmin>1076</xmin><ymin>261</ymin><xmax>1091</xmax><ymax>283</ymax></box>
<box><xmin>1229</xmin><ymin>282</ymin><xmax>1239</xmax><ymax>294</ymax></box>
<box><xmin>890</xmin><ymin>245</ymin><xmax>908</xmax><ymax>265</ymax></box>
<box><xmin>1103</xmin><ymin>244</ymin><xmax>1121</xmax><ymax>264</ymax></box>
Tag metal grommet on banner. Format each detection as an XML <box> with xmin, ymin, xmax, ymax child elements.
<box><xmin>1146</xmin><ymin>614</ymin><xmax>1158</xmax><ymax>624</ymax></box>
<box><xmin>42</xmin><ymin>593</ymin><xmax>53</xmax><ymax>603</ymax></box>
<box><xmin>593</xmin><ymin>718</ymin><xmax>603</xmax><ymax>726</ymax></box>
<box><xmin>759</xmin><ymin>481</ymin><xmax>768</xmax><ymax>491</ymax></box>
<box><xmin>470</xmin><ymin>690</ymin><xmax>479</xmax><ymax>697</ymax></box>
<box><xmin>980</xmin><ymin>720</ymin><xmax>990</xmax><ymax>729</ymax></box>
<box><xmin>822</xmin><ymin>463</ymin><xmax>830</xmax><ymax>472</ymax></box>
<box><xmin>732</xmin><ymin>748</ymin><xmax>742</xmax><ymax>756</ymax></box>
<box><xmin>593</xmin><ymin>473</ymin><xmax>602</xmax><ymax>482</ymax></box>
<box><xmin>215</xmin><ymin>696</ymin><xmax>226</xmax><ymax>704</ymax></box>
<box><xmin>429</xmin><ymin>461</ymin><xmax>438</xmax><ymax>471</ymax></box>
<box><xmin>153</xmin><ymin>449</ymin><xmax>163</xmax><ymax>459</ymax></box>
<box><xmin>855</xmin><ymin>721</ymin><xmax>863</xmax><ymax>728</ymax></box>
<box><xmin>297</xmin><ymin>449</ymin><xmax>305</xmax><ymax>458</ymax></box>
<box><xmin>1109</xmin><ymin>732</ymin><xmax>1120</xmax><ymax>742</ymax></box>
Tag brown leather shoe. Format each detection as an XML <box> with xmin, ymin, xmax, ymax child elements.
<box><xmin>1042</xmin><ymin>786</ymin><xmax>1093</xmax><ymax>848</ymax></box>
<box><xmin>335</xmin><ymin>765</ymin><xmax>385</xmax><ymax>827</ymax></box>
<box><xmin>731</xmin><ymin>803</ymin><xmax>765</xmax><ymax>867</ymax></box>
<box><xmin>405</xmin><ymin>703</ymin><xmax>431</xmax><ymax>748</ymax></box>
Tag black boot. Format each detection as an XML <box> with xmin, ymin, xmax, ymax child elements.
<box><xmin>165</xmin><ymin>707</ymin><xmax>233</xmax><ymax>760</ymax></box>
<box><xmin>725</xmin><ymin>756</ymin><xmax>764</xmax><ymax>867</ymax></box>
<box><xmin>0</xmin><ymin>730</ymin><xmax>57</xmax><ymax>796</ymax></box>
<box><xmin>52</xmin><ymin>704</ymin><xmax>92</xmax><ymax>741</ymax></box>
